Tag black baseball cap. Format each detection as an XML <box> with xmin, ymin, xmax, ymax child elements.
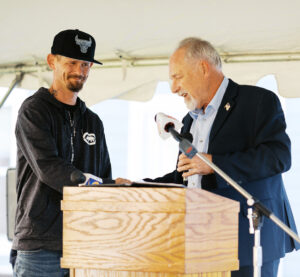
<box><xmin>51</xmin><ymin>29</ymin><xmax>102</xmax><ymax>65</ymax></box>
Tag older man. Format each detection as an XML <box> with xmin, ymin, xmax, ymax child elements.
<box><xmin>12</xmin><ymin>29</ymin><xmax>128</xmax><ymax>276</ymax></box>
<box><xmin>145</xmin><ymin>37</ymin><xmax>299</xmax><ymax>277</ymax></box>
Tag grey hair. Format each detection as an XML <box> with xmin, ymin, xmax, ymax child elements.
<box><xmin>177</xmin><ymin>37</ymin><xmax>222</xmax><ymax>70</ymax></box>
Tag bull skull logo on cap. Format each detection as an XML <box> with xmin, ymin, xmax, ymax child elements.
<box><xmin>75</xmin><ymin>35</ymin><xmax>92</xmax><ymax>53</ymax></box>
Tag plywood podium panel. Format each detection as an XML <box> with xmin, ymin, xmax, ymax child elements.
<box><xmin>70</xmin><ymin>269</ymin><xmax>231</xmax><ymax>277</ymax></box>
<box><xmin>61</xmin><ymin>187</ymin><xmax>239</xmax><ymax>276</ymax></box>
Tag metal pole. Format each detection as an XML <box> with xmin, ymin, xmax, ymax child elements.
<box><xmin>248</xmin><ymin>208</ymin><xmax>263</xmax><ymax>277</ymax></box>
<box><xmin>177</xmin><ymin>136</ymin><xmax>300</xmax><ymax>244</ymax></box>
<box><xmin>0</xmin><ymin>72</ymin><xmax>24</xmax><ymax>109</ymax></box>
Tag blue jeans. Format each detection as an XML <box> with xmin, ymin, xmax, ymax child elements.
<box><xmin>13</xmin><ymin>249</ymin><xmax>69</xmax><ymax>277</ymax></box>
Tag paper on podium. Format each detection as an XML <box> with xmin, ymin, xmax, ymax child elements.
<box><xmin>132</xmin><ymin>180</ymin><xmax>185</xmax><ymax>188</ymax></box>
<box><xmin>79</xmin><ymin>179</ymin><xmax>185</xmax><ymax>188</ymax></box>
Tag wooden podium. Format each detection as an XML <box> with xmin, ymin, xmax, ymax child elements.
<box><xmin>61</xmin><ymin>187</ymin><xmax>239</xmax><ymax>277</ymax></box>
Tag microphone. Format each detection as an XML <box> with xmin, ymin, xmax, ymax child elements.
<box><xmin>154</xmin><ymin>113</ymin><xmax>197</xmax><ymax>157</ymax></box>
<box><xmin>154</xmin><ymin>113</ymin><xmax>198</xmax><ymax>184</ymax></box>
<box><xmin>155</xmin><ymin>113</ymin><xmax>194</xmax><ymax>186</ymax></box>
<box><xmin>70</xmin><ymin>170</ymin><xmax>103</xmax><ymax>186</ymax></box>
<box><xmin>181</xmin><ymin>132</ymin><xmax>193</xmax><ymax>144</ymax></box>
<box><xmin>155</xmin><ymin>112</ymin><xmax>183</xmax><ymax>140</ymax></box>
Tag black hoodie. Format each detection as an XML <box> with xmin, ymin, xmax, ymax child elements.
<box><xmin>12</xmin><ymin>87</ymin><xmax>112</xmax><ymax>251</ymax></box>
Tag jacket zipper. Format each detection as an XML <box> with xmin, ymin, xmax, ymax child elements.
<box><xmin>68</xmin><ymin>111</ymin><xmax>76</xmax><ymax>164</ymax></box>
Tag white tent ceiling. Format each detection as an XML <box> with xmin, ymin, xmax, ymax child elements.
<box><xmin>1</xmin><ymin>0</ymin><xmax>300</xmax><ymax>106</ymax></box>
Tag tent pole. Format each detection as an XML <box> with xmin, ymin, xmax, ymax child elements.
<box><xmin>0</xmin><ymin>72</ymin><xmax>24</xmax><ymax>109</ymax></box>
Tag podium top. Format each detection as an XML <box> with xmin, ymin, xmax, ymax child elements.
<box><xmin>78</xmin><ymin>181</ymin><xmax>185</xmax><ymax>188</ymax></box>
<box><xmin>63</xmin><ymin>186</ymin><xmax>239</xmax><ymax>211</ymax></box>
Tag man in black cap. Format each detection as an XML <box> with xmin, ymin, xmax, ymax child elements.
<box><xmin>11</xmin><ymin>29</ymin><xmax>129</xmax><ymax>277</ymax></box>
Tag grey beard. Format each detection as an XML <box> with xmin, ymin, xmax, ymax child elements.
<box><xmin>185</xmin><ymin>96</ymin><xmax>198</xmax><ymax>111</ymax></box>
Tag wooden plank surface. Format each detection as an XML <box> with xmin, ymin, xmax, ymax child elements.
<box><xmin>62</xmin><ymin>188</ymin><xmax>186</xmax><ymax>272</ymax></box>
<box><xmin>185</xmin><ymin>189</ymin><xmax>239</xmax><ymax>273</ymax></box>
<box><xmin>63</xmin><ymin>187</ymin><xmax>186</xmax><ymax>203</ymax></box>
<box><xmin>61</xmin><ymin>200</ymin><xmax>185</xmax><ymax>213</ymax></box>
<box><xmin>62</xmin><ymin>210</ymin><xmax>185</xmax><ymax>272</ymax></box>
<box><xmin>71</xmin><ymin>269</ymin><xmax>231</xmax><ymax>277</ymax></box>
<box><xmin>62</xmin><ymin>187</ymin><xmax>239</xmax><ymax>274</ymax></box>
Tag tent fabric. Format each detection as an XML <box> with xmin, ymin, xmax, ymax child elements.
<box><xmin>1</xmin><ymin>0</ymin><xmax>300</xmax><ymax>105</ymax></box>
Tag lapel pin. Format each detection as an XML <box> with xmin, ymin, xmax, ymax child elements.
<box><xmin>224</xmin><ymin>102</ymin><xmax>231</xmax><ymax>111</ymax></box>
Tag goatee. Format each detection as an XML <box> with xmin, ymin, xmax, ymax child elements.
<box><xmin>67</xmin><ymin>82</ymin><xmax>84</xmax><ymax>92</ymax></box>
<box><xmin>67</xmin><ymin>75</ymin><xmax>86</xmax><ymax>92</ymax></box>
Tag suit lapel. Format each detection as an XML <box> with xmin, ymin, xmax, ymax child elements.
<box><xmin>209</xmin><ymin>79</ymin><xmax>238</xmax><ymax>143</ymax></box>
<box><xmin>181</xmin><ymin>113</ymin><xmax>193</xmax><ymax>135</ymax></box>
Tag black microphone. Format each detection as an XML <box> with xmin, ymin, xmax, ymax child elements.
<box><xmin>70</xmin><ymin>170</ymin><xmax>86</xmax><ymax>185</ymax></box>
<box><xmin>159</xmin><ymin>121</ymin><xmax>184</xmax><ymax>142</ymax></box>
<box><xmin>155</xmin><ymin>112</ymin><xmax>183</xmax><ymax>140</ymax></box>
<box><xmin>181</xmin><ymin>132</ymin><xmax>193</xmax><ymax>143</ymax></box>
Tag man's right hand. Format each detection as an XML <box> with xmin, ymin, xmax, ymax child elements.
<box><xmin>115</xmin><ymin>178</ymin><xmax>132</xmax><ymax>185</ymax></box>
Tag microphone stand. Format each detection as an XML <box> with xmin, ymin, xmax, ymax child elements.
<box><xmin>168</xmin><ymin>127</ymin><xmax>300</xmax><ymax>277</ymax></box>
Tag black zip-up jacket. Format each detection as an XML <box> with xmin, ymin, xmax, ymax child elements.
<box><xmin>12</xmin><ymin>87</ymin><xmax>112</xmax><ymax>251</ymax></box>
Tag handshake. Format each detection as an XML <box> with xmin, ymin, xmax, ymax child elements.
<box><xmin>70</xmin><ymin>171</ymin><xmax>132</xmax><ymax>186</ymax></box>
<box><xmin>70</xmin><ymin>112</ymin><xmax>212</xmax><ymax>187</ymax></box>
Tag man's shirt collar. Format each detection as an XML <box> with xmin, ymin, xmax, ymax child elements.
<box><xmin>189</xmin><ymin>77</ymin><xmax>229</xmax><ymax>120</ymax></box>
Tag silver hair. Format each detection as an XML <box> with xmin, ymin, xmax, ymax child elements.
<box><xmin>177</xmin><ymin>37</ymin><xmax>222</xmax><ymax>70</ymax></box>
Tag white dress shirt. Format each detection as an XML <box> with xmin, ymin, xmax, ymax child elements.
<box><xmin>188</xmin><ymin>77</ymin><xmax>229</xmax><ymax>188</ymax></box>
